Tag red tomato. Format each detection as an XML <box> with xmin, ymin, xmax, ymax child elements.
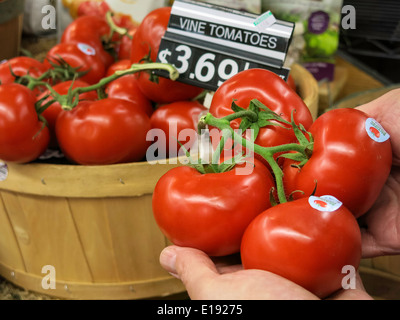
<box><xmin>152</xmin><ymin>159</ymin><xmax>275</xmax><ymax>256</ymax></box>
<box><xmin>105</xmin><ymin>75</ymin><xmax>153</xmax><ymax>118</ymax></box>
<box><xmin>282</xmin><ymin>108</ymin><xmax>392</xmax><ymax>218</ymax></box>
<box><xmin>149</xmin><ymin>101</ymin><xmax>207</xmax><ymax>158</ymax></box>
<box><xmin>209</xmin><ymin>68</ymin><xmax>313</xmax><ymax>153</ymax></box>
<box><xmin>241</xmin><ymin>196</ymin><xmax>362</xmax><ymax>298</ymax></box>
<box><xmin>130</xmin><ymin>7</ymin><xmax>203</xmax><ymax>104</ymax></box>
<box><xmin>37</xmin><ymin>80</ymin><xmax>98</xmax><ymax>148</ymax></box>
<box><xmin>0</xmin><ymin>57</ymin><xmax>48</xmax><ymax>95</ymax></box>
<box><xmin>61</xmin><ymin>15</ymin><xmax>114</xmax><ymax>68</ymax></box>
<box><xmin>0</xmin><ymin>84</ymin><xmax>49</xmax><ymax>163</ymax></box>
<box><xmin>0</xmin><ymin>57</ymin><xmax>47</xmax><ymax>84</ymax></box>
<box><xmin>44</xmin><ymin>42</ymin><xmax>106</xmax><ymax>85</ymax></box>
<box><xmin>118</xmin><ymin>27</ymin><xmax>137</xmax><ymax>60</ymax></box>
<box><xmin>77</xmin><ymin>0</ymin><xmax>111</xmax><ymax>18</ymax></box>
<box><xmin>56</xmin><ymin>98</ymin><xmax>151</xmax><ymax>165</ymax></box>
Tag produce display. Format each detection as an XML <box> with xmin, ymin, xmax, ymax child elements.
<box><xmin>0</xmin><ymin>4</ymin><xmax>394</xmax><ymax>300</ymax></box>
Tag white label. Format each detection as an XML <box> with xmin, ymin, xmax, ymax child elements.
<box><xmin>308</xmin><ymin>195</ymin><xmax>343</xmax><ymax>212</ymax></box>
<box><xmin>0</xmin><ymin>162</ymin><xmax>8</xmax><ymax>182</ymax></box>
<box><xmin>253</xmin><ymin>11</ymin><xmax>277</xmax><ymax>32</ymax></box>
<box><xmin>0</xmin><ymin>59</ymin><xmax>8</xmax><ymax>65</ymax></box>
<box><xmin>365</xmin><ymin>118</ymin><xmax>390</xmax><ymax>143</ymax></box>
<box><xmin>77</xmin><ymin>43</ymin><xmax>96</xmax><ymax>56</ymax></box>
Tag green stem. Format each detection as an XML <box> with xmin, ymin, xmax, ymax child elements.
<box><xmin>212</xmin><ymin>128</ymin><xmax>232</xmax><ymax>169</ymax></box>
<box><xmin>105</xmin><ymin>11</ymin><xmax>132</xmax><ymax>40</ymax></box>
<box><xmin>61</xmin><ymin>62</ymin><xmax>179</xmax><ymax>110</ymax></box>
<box><xmin>202</xmin><ymin>113</ymin><xmax>309</xmax><ymax>204</ymax></box>
<box><xmin>222</xmin><ymin>110</ymin><xmax>258</xmax><ymax>123</ymax></box>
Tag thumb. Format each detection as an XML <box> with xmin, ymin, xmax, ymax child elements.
<box><xmin>160</xmin><ymin>246</ymin><xmax>218</xmax><ymax>297</ymax></box>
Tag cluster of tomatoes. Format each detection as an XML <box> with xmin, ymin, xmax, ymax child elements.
<box><xmin>0</xmin><ymin>7</ymin><xmax>204</xmax><ymax>165</ymax></box>
<box><xmin>152</xmin><ymin>64</ymin><xmax>393</xmax><ymax>298</ymax></box>
<box><xmin>0</xmin><ymin>4</ymin><xmax>393</xmax><ymax>299</ymax></box>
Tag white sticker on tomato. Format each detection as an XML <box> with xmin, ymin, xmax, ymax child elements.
<box><xmin>0</xmin><ymin>162</ymin><xmax>8</xmax><ymax>181</ymax></box>
<box><xmin>366</xmin><ymin>118</ymin><xmax>390</xmax><ymax>143</ymax></box>
<box><xmin>0</xmin><ymin>59</ymin><xmax>8</xmax><ymax>65</ymax></box>
<box><xmin>308</xmin><ymin>195</ymin><xmax>343</xmax><ymax>212</ymax></box>
<box><xmin>77</xmin><ymin>43</ymin><xmax>96</xmax><ymax>56</ymax></box>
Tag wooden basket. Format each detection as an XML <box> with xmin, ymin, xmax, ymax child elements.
<box><xmin>0</xmin><ymin>64</ymin><xmax>318</xmax><ymax>300</ymax></box>
<box><xmin>0</xmin><ymin>159</ymin><xmax>187</xmax><ymax>300</ymax></box>
<box><xmin>290</xmin><ymin>63</ymin><xmax>319</xmax><ymax>121</ymax></box>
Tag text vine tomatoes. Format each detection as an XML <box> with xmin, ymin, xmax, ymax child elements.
<box><xmin>283</xmin><ymin>108</ymin><xmax>392</xmax><ymax>218</ymax></box>
<box><xmin>241</xmin><ymin>195</ymin><xmax>362</xmax><ymax>298</ymax></box>
<box><xmin>152</xmin><ymin>159</ymin><xmax>275</xmax><ymax>256</ymax></box>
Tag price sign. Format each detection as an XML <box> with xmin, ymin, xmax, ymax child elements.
<box><xmin>155</xmin><ymin>0</ymin><xmax>294</xmax><ymax>91</ymax></box>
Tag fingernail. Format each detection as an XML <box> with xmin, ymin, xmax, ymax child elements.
<box><xmin>169</xmin><ymin>272</ymin><xmax>180</xmax><ymax>279</ymax></box>
<box><xmin>160</xmin><ymin>246</ymin><xmax>177</xmax><ymax>274</ymax></box>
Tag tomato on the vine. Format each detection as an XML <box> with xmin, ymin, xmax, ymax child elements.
<box><xmin>282</xmin><ymin>108</ymin><xmax>392</xmax><ymax>218</ymax></box>
<box><xmin>0</xmin><ymin>83</ymin><xmax>49</xmax><ymax>163</ymax></box>
<box><xmin>241</xmin><ymin>195</ymin><xmax>362</xmax><ymax>298</ymax></box>
<box><xmin>105</xmin><ymin>75</ymin><xmax>154</xmax><ymax>118</ymax></box>
<box><xmin>105</xmin><ymin>60</ymin><xmax>154</xmax><ymax>118</ymax></box>
<box><xmin>117</xmin><ymin>27</ymin><xmax>137</xmax><ymax>60</ymax></box>
<box><xmin>0</xmin><ymin>56</ymin><xmax>47</xmax><ymax>84</ymax></box>
<box><xmin>130</xmin><ymin>7</ymin><xmax>203</xmax><ymax>104</ymax></box>
<box><xmin>149</xmin><ymin>100</ymin><xmax>207</xmax><ymax>158</ymax></box>
<box><xmin>44</xmin><ymin>42</ymin><xmax>106</xmax><ymax>85</ymax></box>
<box><xmin>61</xmin><ymin>15</ymin><xmax>114</xmax><ymax>68</ymax></box>
<box><xmin>37</xmin><ymin>80</ymin><xmax>98</xmax><ymax>148</ymax></box>
<box><xmin>209</xmin><ymin>68</ymin><xmax>313</xmax><ymax>152</ymax></box>
<box><xmin>55</xmin><ymin>98</ymin><xmax>151</xmax><ymax>165</ymax></box>
<box><xmin>152</xmin><ymin>158</ymin><xmax>275</xmax><ymax>256</ymax></box>
<box><xmin>0</xmin><ymin>57</ymin><xmax>49</xmax><ymax>96</ymax></box>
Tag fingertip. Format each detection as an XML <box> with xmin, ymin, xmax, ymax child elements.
<box><xmin>160</xmin><ymin>245</ymin><xmax>178</xmax><ymax>274</ymax></box>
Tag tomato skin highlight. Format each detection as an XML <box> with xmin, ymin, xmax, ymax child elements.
<box><xmin>55</xmin><ymin>98</ymin><xmax>151</xmax><ymax>165</ymax></box>
<box><xmin>0</xmin><ymin>84</ymin><xmax>49</xmax><ymax>163</ymax></box>
<box><xmin>240</xmin><ymin>197</ymin><xmax>362</xmax><ymax>298</ymax></box>
<box><xmin>152</xmin><ymin>159</ymin><xmax>275</xmax><ymax>257</ymax></box>
<box><xmin>283</xmin><ymin>108</ymin><xmax>392</xmax><ymax>218</ymax></box>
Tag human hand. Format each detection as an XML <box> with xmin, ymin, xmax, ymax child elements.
<box><xmin>160</xmin><ymin>245</ymin><xmax>372</xmax><ymax>300</ymax></box>
<box><xmin>356</xmin><ymin>88</ymin><xmax>400</xmax><ymax>258</ymax></box>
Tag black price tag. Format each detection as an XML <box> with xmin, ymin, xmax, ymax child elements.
<box><xmin>155</xmin><ymin>0</ymin><xmax>294</xmax><ymax>91</ymax></box>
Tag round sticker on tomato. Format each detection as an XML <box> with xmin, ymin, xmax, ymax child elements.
<box><xmin>0</xmin><ymin>162</ymin><xmax>8</xmax><ymax>181</ymax></box>
<box><xmin>365</xmin><ymin>118</ymin><xmax>390</xmax><ymax>142</ymax></box>
<box><xmin>77</xmin><ymin>43</ymin><xmax>96</xmax><ymax>56</ymax></box>
<box><xmin>308</xmin><ymin>195</ymin><xmax>343</xmax><ymax>212</ymax></box>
